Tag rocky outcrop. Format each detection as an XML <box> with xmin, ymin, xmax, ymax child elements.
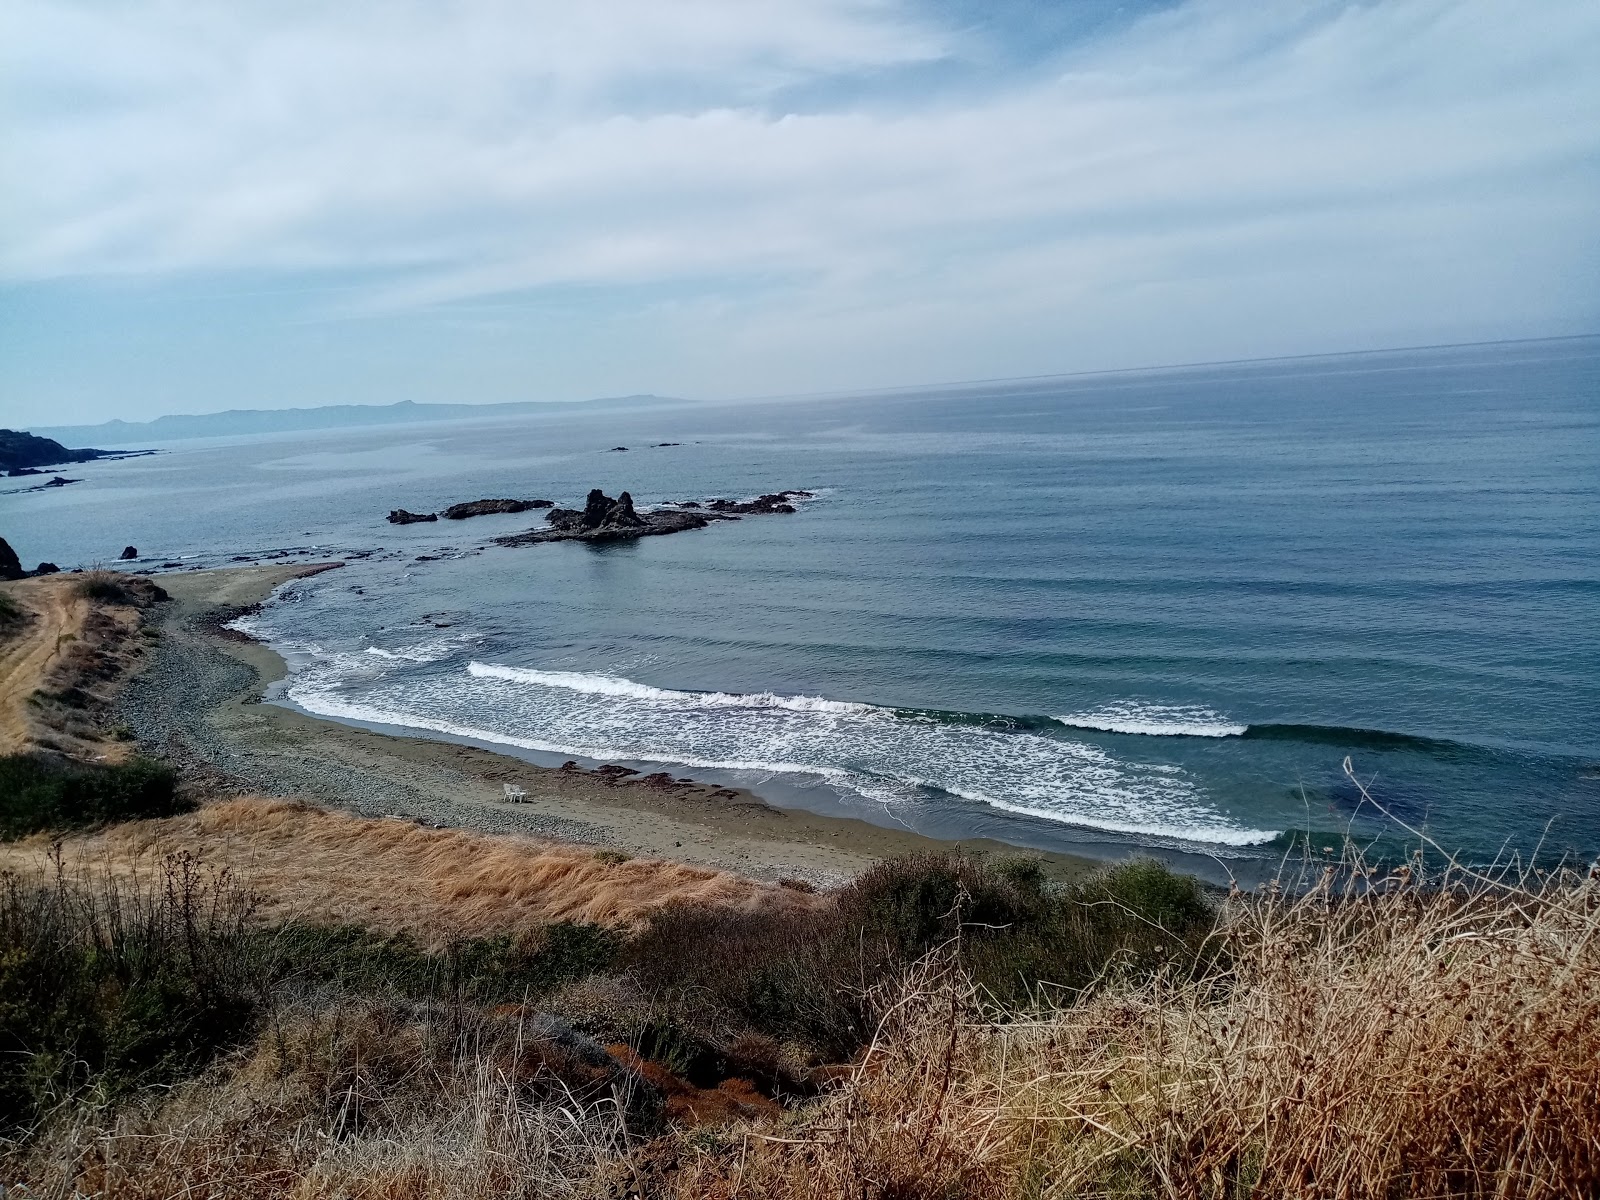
<box><xmin>0</xmin><ymin>429</ymin><xmax>153</xmax><ymax>472</ymax></box>
<box><xmin>387</xmin><ymin>509</ymin><xmax>438</xmax><ymax>525</ymax></box>
<box><xmin>0</xmin><ymin>537</ymin><xmax>22</xmax><ymax>581</ymax></box>
<box><xmin>493</xmin><ymin>487</ymin><xmax>808</xmax><ymax>548</ymax></box>
<box><xmin>703</xmin><ymin>490</ymin><xmax>813</xmax><ymax>515</ymax></box>
<box><xmin>119</xmin><ymin>546</ymin><xmax>138</xmax><ymax>560</ymax></box>
<box><xmin>441</xmin><ymin>498</ymin><xmax>554</xmax><ymax>520</ymax></box>
<box><xmin>33</xmin><ymin>563</ymin><xmax>59</xmax><ymax>575</ymax></box>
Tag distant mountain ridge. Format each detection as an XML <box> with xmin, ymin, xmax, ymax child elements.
<box><xmin>31</xmin><ymin>395</ymin><xmax>685</xmax><ymax>446</ymax></box>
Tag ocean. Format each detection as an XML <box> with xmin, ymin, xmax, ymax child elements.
<box><xmin>10</xmin><ymin>337</ymin><xmax>1599</xmax><ymax>875</ymax></box>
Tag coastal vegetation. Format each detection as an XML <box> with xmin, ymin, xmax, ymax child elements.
<box><xmin>0</xmin><ymin>571</ymin><xmax>1594</xmax><ymax>1197</ymax></box>
<box><xmin>0</xmin><ymin>753</ymin><xmax>184</xmax><ymax>839</ymax></box>
<box><xmin>0</xmin><ymin>845</ymin><xmax>1594</xmax><ymax>1197</ymax></box>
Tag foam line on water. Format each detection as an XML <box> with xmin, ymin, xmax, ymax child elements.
<box><xmin>468</xmin><ymin>662</ymin><xmax>876</xmax><ymax>713</ymax></box>
<box><xmin>278</xmin><ymin>659</ymin><xmax>1278</xmax><ymax>847</ymax></box>
<box><xmin>1055</xmin><ymin>702</ymin><xmax>1248</xmax><ymax>738</ymax></box>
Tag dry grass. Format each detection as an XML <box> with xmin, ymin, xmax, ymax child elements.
<box><xmin>2</xmin><ymin>794</ymin><xmax>818</xmax><ymax>943</ymax></box>
<box><xmin>22</xmin><ymin>1000</ymin><xmax>641</xmax><ymax>1200</ymax></box>
<box><xmin>668</xmin><ymin>855</ymin><xmax>1600</xmax><ymax>1199</ymax></box>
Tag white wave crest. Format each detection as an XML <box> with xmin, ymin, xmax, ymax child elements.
<box><xmin>274</xmin><ymin>662</ymin><xmax>1282</xmax><ymax>848</ymax></box>
<box><xmin>467</xmin><ymin>662</ymin><xmax>876</xmax><ymax>714</ymax></box>
<box><xmin>1055</xmin><ymin>702</ymin><xmax>1247</xmax><ymax>738</ymax></box>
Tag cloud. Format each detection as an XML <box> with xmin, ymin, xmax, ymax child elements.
<box><xmin>2</xmin><ymin>0</ymin><xmax>1597</xmax><ymax>412</ymax></box>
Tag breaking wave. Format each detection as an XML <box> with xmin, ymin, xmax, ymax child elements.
<box><xmin>282</xmin><ymin>658</ymin><xmax>1279</xmax><ymax>848</ymax></box>
<box><xmin>1054</xmin><ymin>702</ymin><xmax>1249</xmax><ymax>738</ymax></box>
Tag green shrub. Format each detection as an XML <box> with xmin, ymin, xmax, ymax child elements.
<box><xmin>268</xmin><ymin>919</ymin><xmax>622</xmax><ymax>1005</ymax></box>
<box><xmin>73</xmin><ymin>573</ymin><xmax>132</xmax><ymax>604</ymax></box>
<box><xmin>0</xmin><ymin>858</ymin><xmax>265</xmax><ymax>1132</ymax></box>
<box><xmin>0</xmin><ymin>753</ymin><xmax>187</xmax><ymax>839</ymax></box>
<box><xmin>623</xmin><ymin>854</ymin><xmax>1217</xmax><ymax>1060</ymax></box>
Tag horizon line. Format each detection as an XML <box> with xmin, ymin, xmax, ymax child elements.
<box><xmin>25</xmin><ymin>331</ymin><xmax>1596</xmax><ymax>430</ymax></box>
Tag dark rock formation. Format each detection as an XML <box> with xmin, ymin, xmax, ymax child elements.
<box><xmin>0</xmin><ymin>429</ymin><xmax>103</xmax><ymax>472</ymax></box>
<box><xmin>33</xmin><ymin>562</ymin><xmax>59</xmax><ymax>575</ymax></box>
<box><xmin>441</xmin><ymin>498</ymin><xmax>554</xmax><ymax>520</ymax></box>
<box><xmin>608</xmin><ymin>446</ymin><xmax>628</xmax><ymax>452</ymax></box>
<box><xmin>119</xmin><ymin>546</ymin><xmax>138</xmax><ymax>560</ymax></box>
<box><xmin>387</xmin><ymin>509</ymin><xmax>438</xmax><ymax>525</ymax></box>
<box><xmin>703</xmin><ymin>490</ymin><xmax>813</xmax><ymax>515</ymax></box>
<box><xmin>493</xmin><ymin>486</ymin><xmax>808</xmax><ymax>548</ymax></box>
<box><xmin>7</xmin><ymin>467</ymin><xmax>43</xmax><ymax>477</ymax></box>
<box><xmin>0</xmin><ymin>537</ymin><xmax>22</xmax><ymax>581</ymax></box>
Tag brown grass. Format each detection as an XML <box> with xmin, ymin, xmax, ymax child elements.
<box><xmin>667</xmin><ymin>856</ymin><xmax>1600</xmax><ymax>1199</ymax></box>
<box><xmin>2</xmin><ymin>794</ymin><xmax>817</xmax><ymax>943</ymax></box>
<box><xmin>23</xmin><ymin>1000</ymin><xmax>640</xmax><ymax>1200</ymax></box>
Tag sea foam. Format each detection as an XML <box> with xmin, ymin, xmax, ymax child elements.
<box><xmin>279</xmin><ymin>658</ymin><xmax>1279</xmax><ymax>848</ymax></box>
<box><xmin>1055</xmin><ymin>702</ymin><xmax>1248</xmax><ymax>738</ymax></box>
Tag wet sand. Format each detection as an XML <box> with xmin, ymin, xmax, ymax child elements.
<box><xmin>131</xmin><ymin>564</ymin><xmax>1100</xmax><ymax>885</ymax></box>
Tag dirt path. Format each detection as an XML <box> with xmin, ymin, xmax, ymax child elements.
<box><xmin>0</xmin><ymin>576</ymin><xmax>88</xmax><ymax>753</ymax></box>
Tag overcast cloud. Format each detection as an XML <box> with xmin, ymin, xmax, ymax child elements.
<box><xmin>2</xmin><ymin>0</ymin><xmax>1597</xmax><ymax>424</ymax></box>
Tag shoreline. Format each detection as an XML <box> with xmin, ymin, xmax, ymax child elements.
<box><xmin>129</xmin><ymin>564</ymin><xmax>1103</xmax><ymax>884</ymax></box>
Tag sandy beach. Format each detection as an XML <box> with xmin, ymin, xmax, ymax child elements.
<box><xmin>123</xmin><ymin>564</ymin><xmax>1098</xmax><ymax>885</ymax></box>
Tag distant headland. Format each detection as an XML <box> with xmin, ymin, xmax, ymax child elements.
<box><xmin>27</xmin><ymin>394</ymin><xmax>685</xmax><ymax>447</ymax></box>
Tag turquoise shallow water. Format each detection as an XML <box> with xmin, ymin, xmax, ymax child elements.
<box><xmin>10</xmin><ymin>338</ymin><xmax>1599</xmax><ymax>870</ymax></box>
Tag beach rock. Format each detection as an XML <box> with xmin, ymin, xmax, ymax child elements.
<box><xmin>441</xmin><ymin>498</ymin><xmax>555</xmax><ymax>520</ymax></box>
<box><xmin>120</xmin><ymin>545</ymin><xmax>137</xmax><ymax>560</ymax></box>
<box><xmin>608</xmin><ymin>446</ymin><xmax>629</xmax><ymax>452</ymax></box>
<box><xmin>33</xmin><ymin>562</ymin><xmax>59</xmax><ymax>575</ymax></box>
<box><xmin>387</xmin><ymin>509</ymin><xmax>438</xmax><ymax>525</ymax></box>
<box><xmin>0</xmin><ymin>538</ymin><xmax>22</xmax><ymax>581</ymax></box>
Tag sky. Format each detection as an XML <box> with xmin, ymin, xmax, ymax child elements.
<box><xmin>2</xmin><ymin>0</ymin><xmax>1598</xmax><ymax>427</ymax></box>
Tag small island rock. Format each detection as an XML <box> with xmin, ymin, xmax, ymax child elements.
<box><xmin>441</xmin><ymin>498</ymin><xmax>555</xmax><ymax>520</ymax></box>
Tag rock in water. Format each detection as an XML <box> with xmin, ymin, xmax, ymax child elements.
<box><xmin>603</xmin><ymin>491</ymin><xmax>646</xmax><ymax>529</ymax></box>
<box><xmin>0</xmin><ymin>537</ymin><xmax>22</xmax><ymax>581</ymax></box>
<box><xmin>387</xmin><ymin>509</ymin><xmax>438</xmax><ymax>525</ymax></box>
<box><xmin>492</xmin><ymin>484</ymin><xmax>804</xmax><ymax>548</ymax></box>
<box><xmin>119</xmin><ymin>545</ymin><xmax>137</xmax><ymax>560</ymax></box>
<box><xmin>441</xmin><ymin>498</ymin><xmax>554</xmax><ymax>520</ymax></box>
<box><xmin>33</xmin><ymin>562</ymin><xmax>59</xmax><ymax>575</ymax></box>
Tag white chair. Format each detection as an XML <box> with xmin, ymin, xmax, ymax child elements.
<box><xmin>503</xmin><ymin>783</ymin><xmax>527</xmax><ymax>803</ymax></box>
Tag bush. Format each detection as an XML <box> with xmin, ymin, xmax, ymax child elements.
<box><xmin>269</xmin><ymin>920</ymin><xmax>622</xmax><ymax>1004</ymax></box>
<box><xmin>623</xmin><ymin>854</ymin><xmax>1216</xmax><ymax>1060</ymax></box>
<box><xmin>0</xmin><ymin>753</ymin><xmax>187</xmax><ymax>839</ymax></box>
<box><xmin>0</xmin><ymin>857</ymin><xmax>265</xmax><ymax>1133</ymax></box>
<box><xmin>73</xmin><ymin>572</ymin><xmax>132</xmax><ymax>604</ymax></box>
<box><xmin>0</xmin><ymin>591</ymin><xmax>24</xmax><ymax>638</ymax></box>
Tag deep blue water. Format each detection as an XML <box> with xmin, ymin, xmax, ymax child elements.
<box><xmin>9</xmin><ymin>338</ymin><xmax>1599</xmax><ymax>872</ymax></box>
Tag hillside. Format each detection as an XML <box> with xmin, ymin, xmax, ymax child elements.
<box><xmin>0</xmin><ymin>428</ymin><xmax>110</xmax><ymax>473</ymax></box>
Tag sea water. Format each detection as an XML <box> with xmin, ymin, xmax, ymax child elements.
<box><xmin>9</xmin><ymin>338</ymin><xmax>1599</xmax><ymax>872</ymax></box>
